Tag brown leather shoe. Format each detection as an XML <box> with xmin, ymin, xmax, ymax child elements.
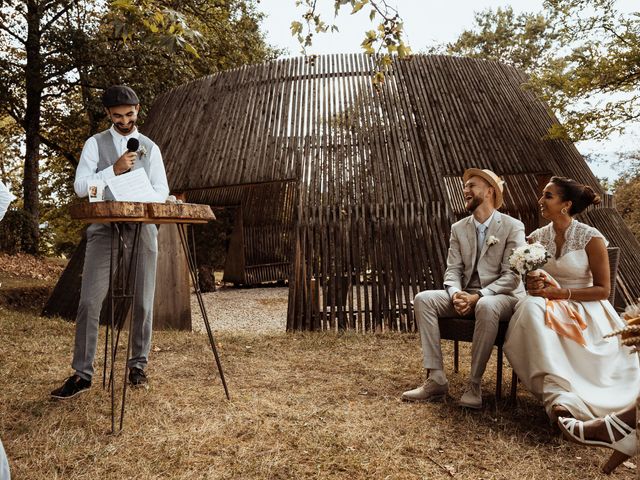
<box><xmin>401</xmin><ymin>378</ymin><xmax>448</xmax><ymax>402</ymax></box>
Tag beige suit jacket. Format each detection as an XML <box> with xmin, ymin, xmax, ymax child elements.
<box><xmin>443</xmin><ymin>211</ymin><xmax>526</xmax><ymax>297</ymax></box>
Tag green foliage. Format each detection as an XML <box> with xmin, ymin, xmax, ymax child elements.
<box><xmin>446</xmin><ymin>0</ymin><xmax>640</xmax><ymax>142</ymax></box>
<box><xmin>0</xmin><ymin>116</ymin><xmax>21</xmax><ymax>195</ymax></box>
<box><xmin>193</xmin><ymin>207</ymin><xmax>237</xmax><ymax>270</ymax></box>
<box><xmin>614</xmin><ymin>175</ymin><xmax>640</xmax><ymax>240</ymax></box>
<box><xmin>0</xmin><ymin>209</ymin><xmax>37</xmax><ymax>255</ymax></box>
<box><xmin>192</xmin><ymin>207</ymin><xmax>236</xmax><ymax>291</ymax></box>
<box><xmin>447</xmin><ymin>7</ymin><xmax>559</xmax><ymax>72</ymax></box>
<box><xmin>110</xmin><ymin>0</ymin><xmax>204</xmax><ymax>55</ymax></box>
<box><xmin>0</xmin><ymin>0</ymin><xmax>277</xmax><ymax>255</ymax></box>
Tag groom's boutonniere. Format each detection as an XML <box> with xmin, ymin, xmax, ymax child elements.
<box><xmin>486</xmin><ymin>235</ymin><xmax>499</xmax><ymax>247</ymax></box>
<box><xmin>138</xmin><ymin>145</ymin><xmax>148</xmax><ymax>158</ymax></box>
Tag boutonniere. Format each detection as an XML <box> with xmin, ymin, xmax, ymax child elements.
<box><xmin>486</xmin><ymin>235</ymin><xmax>499</xmax><ymax>247</ymax></box>
<box><xmin>137</xmin><ymin>145</ymin><xmax>148</xmax><ymax>158</ymax></box>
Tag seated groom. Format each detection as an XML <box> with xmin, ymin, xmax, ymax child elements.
<box><xmin>402</xmin><ymin>168</ymin><xmax>525</xmax><ymax>409</ymax></box>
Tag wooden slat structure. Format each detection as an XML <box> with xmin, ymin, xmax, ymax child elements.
<box><xmin>47</xmin><ymin>54</ymin><xmax>640</xmax><ymax>331</ymax></box>
<box><xmin>187</xmin><ymin>181</ymin><xmax>296</xmax><ymax>285</ymax></box>
<box><xmin>141</xmin><ymin>54</ymin><xmax>640</xmax><ymax>331</ymax></box>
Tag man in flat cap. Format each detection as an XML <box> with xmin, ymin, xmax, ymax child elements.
<box><xmin>51</xmin><ymin>85</ymin><xmax>169</xmax><ymax>399</ymax></box>
<box><xmin>402</xmin><ymin>168</ymin><xmax>525</xmax><ymax>409</ymax></box>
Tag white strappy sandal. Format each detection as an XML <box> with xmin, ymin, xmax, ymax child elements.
<box><xmin>558</xmin><ymin>414</ymin><xmax>637</xmax><ymax>474</ymax></box>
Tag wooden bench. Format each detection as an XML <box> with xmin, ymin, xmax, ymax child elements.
<box><xmin>438</xmin><ymin>247</ymin><xmax>620</xmax><ymax>401</ymax></box>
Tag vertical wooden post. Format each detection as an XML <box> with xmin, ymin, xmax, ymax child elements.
<box><xmin>153</xmin><ymin>223</ymin><xmax>191</xmax><ymax>330</ymax></box>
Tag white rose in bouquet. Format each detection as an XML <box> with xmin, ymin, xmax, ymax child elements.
<box><xmin>508</xmin><ymin>242</ymin><xmax>551</xmax><ymax>276</ymax></box>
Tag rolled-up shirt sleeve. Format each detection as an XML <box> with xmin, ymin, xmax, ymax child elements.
<box><xmin>74</xmin><ymin>137</ymin><xmax>116</xmax><ymax>198</ymax></box>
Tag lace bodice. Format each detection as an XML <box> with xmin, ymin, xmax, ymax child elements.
<box><xmin>528</xmin><ymin>221</ymin><xmax>608</xmax><ymax>258</ymax></box>
<box><xmin>527</xmin><ymin>221</ymin><xmax>608</xmax><ymax>289</ymax></box>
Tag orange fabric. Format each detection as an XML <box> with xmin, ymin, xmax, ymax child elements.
<box><xmin>539</xmin><ymin>272</ymin><xmax>587</xmax><ymax>346</ymax></box>
<box><xmin>544</xmin><ymin>299</ymin><xmax>587</xmax><ymax>346</ymax></box>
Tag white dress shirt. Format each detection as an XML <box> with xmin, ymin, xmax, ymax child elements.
<box><xmin>0</xmin><ymin>180</ymin><xmax>16</xmax><ymax>221</ymax></box>
<box><xmin>447</xmin><ymin>210</ymin><xmax>496</xmax><ymax>298</ymax></box>
<box><xmin>74</xmin><ymin>125</ymin><xmax>169</xmax><ymax>202</ymax></box>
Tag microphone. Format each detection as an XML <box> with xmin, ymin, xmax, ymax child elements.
<box><xmin>118</xmin><ymin>138</ymin><xmax>139</xmax><ymax>176</ymax></box>
<box><xmin>127</xmin><ymin>138</ymin><xmax>139</xmax><ymax>153</ymax></box>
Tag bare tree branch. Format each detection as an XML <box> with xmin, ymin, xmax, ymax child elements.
<box><xmin>39</xmin><ymin>134</ymin><xmax>78</xmax><ymax>168</ymax></box>
<box><xmin>0</xmin><ymin>23</ymin><xmax>26</xmax><ymax>44</ymax></box>
<box><xmin>42</xmin><ymin>0</ymin><xmax>78</xmax><ymax>33</ymax></box>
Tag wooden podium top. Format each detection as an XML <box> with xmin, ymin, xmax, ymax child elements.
<box><xmin>69</xmin><ymin>201</ymin><xmax>216</xmax><ymax>224</ymax></box>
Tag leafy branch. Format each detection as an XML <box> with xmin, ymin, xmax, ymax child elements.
<box><xmin>290</xmin><ymin>0</ymin><xmax>412</xmax><ymax>85</ymax></box>
<box><xmin>110</xmin><ymin>0</ymin><xmax>204</xmax><ymax>56</ymax></box>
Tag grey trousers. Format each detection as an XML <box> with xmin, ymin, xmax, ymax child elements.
<box><xmin>72</xmin><ymin>223</ymin><xmax>158</xmax><ymax>381</ymax></box>
<box><xmin>414</xmin><ymin>290</ymin><xmax>517</xmax><ymax>383</ymax></box>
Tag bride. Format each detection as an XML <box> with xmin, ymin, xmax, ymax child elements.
<box><xmin>504</xmin><ymin>176</ymin><xmax>640</xmax><ymax>421</ymax></box>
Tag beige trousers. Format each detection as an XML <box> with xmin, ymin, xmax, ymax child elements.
<box><xmin>414</xmin><ymin>289</ymin><xmax>517</xmax><ymax>383</ymax></box>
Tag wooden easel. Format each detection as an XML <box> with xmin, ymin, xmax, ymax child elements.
<box><xmin>71</xmin><ymin>201</ymin><xmax>230</xmax><ymax>433</ymax></box>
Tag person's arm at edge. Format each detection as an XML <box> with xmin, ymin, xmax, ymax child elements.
<box><xmin>0</xmin><ymin>181</ymin><xmax>16</xmax><ymax>221</ymax></box>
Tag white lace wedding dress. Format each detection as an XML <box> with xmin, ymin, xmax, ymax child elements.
<box><xmin>504</xmin><ymin>220</ymin><xmax>640</xmax><ymax>420</ymax></box>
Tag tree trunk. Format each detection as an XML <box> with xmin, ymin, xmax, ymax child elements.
<box><xmin>23</xmin><ymin>0</ymin><xmax>43</xmax><ymax>253</ymax></box>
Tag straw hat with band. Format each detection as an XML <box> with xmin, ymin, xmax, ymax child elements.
<box><xmin>462</xmin><ymin>168</ymin><xmax>505</xmax><ymax>210</ymax></box>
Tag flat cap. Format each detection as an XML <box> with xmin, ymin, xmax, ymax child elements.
<box><xmin>102</xmin><ymin>85</ymin><xmax>140</xmax><ymax>107</ymax></box>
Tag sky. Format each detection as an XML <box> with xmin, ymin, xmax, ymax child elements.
<box><xmin>256</xmin><ymin>0</ymin><xmax>639</xmax><ymax>181</ymax></box>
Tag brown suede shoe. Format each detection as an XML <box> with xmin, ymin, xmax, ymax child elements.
<box><xmin>401</xmin><ymin>378</ymin><xmax>448</xmax><ymax>402</ymax></box>
<box><xmin>458</xmin><ymin>381</ymin><xmax>482</xmax><ymax>409</ymax></box>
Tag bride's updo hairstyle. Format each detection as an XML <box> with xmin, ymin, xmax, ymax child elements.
<box><xmin>550</xmin><ymin>176</ymin><xmax>601</xmax><ymax>216</ymax></box>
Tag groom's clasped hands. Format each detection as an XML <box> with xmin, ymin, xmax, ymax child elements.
<box><xmin>452</xmin><ymin>291</ymin><xmax>479</xmax><ymax>316</ymax></box>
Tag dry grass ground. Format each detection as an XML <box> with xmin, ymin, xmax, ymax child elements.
<box><xmin>1</xmin><ymin>306</ymin><xmax>636</xmax><ymax>480</ymax></box>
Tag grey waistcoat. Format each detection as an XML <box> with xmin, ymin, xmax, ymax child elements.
<box><xmin>94</xmin><ymin>130</ymin><xmax>156</xmax><ymax>200</ymax></box>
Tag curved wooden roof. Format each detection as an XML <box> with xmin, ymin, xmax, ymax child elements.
<box><xmin>144</xmin><ymin>54</ymin><xmax>601</xmax><ymax>199</ymax></box>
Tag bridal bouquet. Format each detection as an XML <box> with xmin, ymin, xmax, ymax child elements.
<box><xmin>508</xmin><ymin>242</ymin><xmax>551</xmax><ymax>276</ymax></box>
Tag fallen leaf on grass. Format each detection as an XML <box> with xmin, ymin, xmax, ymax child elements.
<box><xmin>0</xmin><ymin>253</ymin><xmax>65</xmax><ymax>281</ymax></box>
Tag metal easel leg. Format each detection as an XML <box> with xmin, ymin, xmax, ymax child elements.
<box><xmin>105</xmin><ymin>224</ymin><xmax>125</xmax><ymax>389</ymax></box>
<box><xmin>103</xmin><ymin>223</ymin><xmax>141</xmax><ymax>434</ymax></box>
<box><xmin>103</xmin><ymin>227</ymin><xmax>114</xmax><ymax>390</ymax></box>
<box><xmin>109</xmin><ymin>223</ymin><xmax>117</xmax><ymax>433</ymax></box>
<box><xmin>111</xmin><ymin>223</ymin><xmax>141</xmax><ymax>384</ymax></box>
<box><xmin>177</xmin><ymin>223</ymin><xmax>230</xmax><ymax>400</ymax></box>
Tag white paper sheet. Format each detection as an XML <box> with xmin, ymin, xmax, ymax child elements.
<box><xmin>105</xmin><ymin>169</ymin><xmax>162</xmax><ymax>203</ymax></box>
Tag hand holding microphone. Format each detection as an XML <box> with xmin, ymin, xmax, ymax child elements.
<box><xmin>114</xmin><ymin>138</ymin><xmax>139</xmax><ymax>175</ymax></box>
